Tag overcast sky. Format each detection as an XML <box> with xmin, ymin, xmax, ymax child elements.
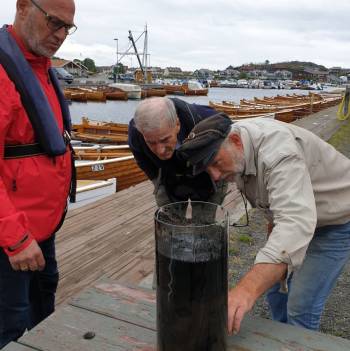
<box><xmin>2</xmin><ymin>0</ymin><xmax>350</xmax><ymax>70</ymax></box>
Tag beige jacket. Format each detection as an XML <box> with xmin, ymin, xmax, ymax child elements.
<box><xmin>234</xmin><ymin>119</ymin><xmax>350</xmax><ymax>270</ymax></box>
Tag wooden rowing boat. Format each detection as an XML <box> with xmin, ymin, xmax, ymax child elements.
<box><xmin>141</xmin><ymin>88</ymin><xmax>167</xmax><ymax>98</ymax></box>
<box><xmin>72</xmin><ymin>118</ymin><xmax>129</xmax><ymax>145</ymax></box>
<box><xmin>210</xmin><ymin>93</ymin><xmax>342</xmax><ymax>123</ymax></box>
<box><xmin>74</xmin><ymin>144</ymin><xmax>132</xmax><ymax>160</ymax></box>
<box><xmin>75</xmin><ymin>155</ymin><xmax>147</xmax><ymax>192</ymax></box>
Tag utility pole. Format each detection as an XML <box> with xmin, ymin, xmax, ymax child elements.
<box><xmin>114</xmin><ymin>38</ymin><xmax>119</xmax><ymax>71</ymax></box>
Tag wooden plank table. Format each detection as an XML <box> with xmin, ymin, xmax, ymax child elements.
<box><xmin>4</xmin><ymin>280</ymin><xmax>350</xmax><ymax>351</ymax></box>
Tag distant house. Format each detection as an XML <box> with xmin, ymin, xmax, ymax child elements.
<box><xmin>328</xmin><ymin>67</ymin><xmax>343</xmax><ymax>76</ymax></box>
<box><xmin>302</xmin><ymin>67</ymin><xmax>329</xmax><ymax>82</ymax></box>
<box><xmin>247</xmin><ymin>69</ymin><xmax>266</xmax><ymax>78</ymax></box>
<box><xmin>164</xmin><ymin>67</ymin><xmax>183</xmax><ymax>78</ymax></box>
<box><xmin>194</xmin><ymin>69</ymin><xmax>213</xmax><ymax>79</ymax></box>
<box><xmin>221</xmin><ymin>65</ymin><xmax>240</xmax><ymax>78</ymax></box>
<box><xmin>148</xmin><ymin>66</ymin><xmax>164</xmax><ymax>78</ymax></box>
<box><xmin>51</xmin><ymin>59</ymin><xmax>89</xmax><ymax>77</ymax></box>
<box><xmin>97</xmin><ymin>65</ymin><xmax>114</xmax><ymax>73</ymax></box>
<box><xmin>284</xmin><ymin>67</ymin><xmax>328</xmax><ymax>82</ymax></box>
<box><xmin>274</xmin><ymin>70</ymin><xmax>293</xmax><ymax>80</ymax></box>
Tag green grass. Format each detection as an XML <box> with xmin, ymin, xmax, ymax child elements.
<box><xmin>238</xmin><ymin>234</ymin><xmax>254</xmax><ymax>244</ymax></box>
<box><xmin>328</xmin><ymin>119</ymin><xmax>350</xmax><ymax>150</ymax></box>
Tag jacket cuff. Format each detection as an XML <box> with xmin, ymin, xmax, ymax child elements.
<box><xmin>4</xmin><ymin>233</ymin><xmax>34</xmax><ymax>257</ymax></box>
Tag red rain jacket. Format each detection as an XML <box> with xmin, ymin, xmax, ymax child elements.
<box><xmin>0</xmin><ymin>27</ymin><xmax>72</xmax><ymax>256</ymax></box>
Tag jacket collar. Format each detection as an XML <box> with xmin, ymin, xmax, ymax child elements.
<box><xmin>237</xmin><ymin>126</ymin><xmax>257</xmax><ymax>176</ymax></box>
<box><xmin>7</xmin><ymin>25</ymin><xmax>51</xmax><ymax>71</ymax></box>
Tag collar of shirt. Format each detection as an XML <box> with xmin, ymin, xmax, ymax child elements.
<box><xmin>236</xmin><ymin>126</ymin><xmax>257</xmax><ymax>176</ymax></box>
<box><xmin>7</xmin><ymin>25</ymin><xmax>51</xmax><ymax>72</ymax></box>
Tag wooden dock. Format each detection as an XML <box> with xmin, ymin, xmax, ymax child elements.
<box><xmin>55</xmin><ymin>180</ymin><xmax>241</xmax><ymax>305</ymax></box>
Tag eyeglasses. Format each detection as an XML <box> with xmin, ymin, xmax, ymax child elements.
<box><xmin>230</xmin><ymin>186</ymin><xmax>249</xmax><ymax>228</ymax></box>
<box><xmin>30</xmin><ymin>0</ymin><xmax>77</xmax><ymax>35</ymax></box>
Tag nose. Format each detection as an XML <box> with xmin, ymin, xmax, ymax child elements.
<box><xmin>155</xmin><ymin>144</ymin><xmax>166</xmax><ymax>157</ymax></box>
<box><xmin>54</xmin><ymin>26</ymin><xmax>68</xmax><ymax>41</ymax></box>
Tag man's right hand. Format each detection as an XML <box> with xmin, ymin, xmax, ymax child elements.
<box><xmin>9</xmin><ymin>240</ymin><xmax>45</xmax><ymax>271</ymax></box>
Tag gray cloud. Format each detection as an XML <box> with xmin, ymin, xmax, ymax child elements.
<box><xmin>1</xmin><ymin>0</ymin><xmax>350</xmax><ymax>69</ymax></box>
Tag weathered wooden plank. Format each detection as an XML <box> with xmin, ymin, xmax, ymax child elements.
<box><xmin>70</xmin><ymin>282</ymin><xmax>157</xmax><ymax>330</ymax></box>
<box><xmin>2</xmin><ymin>343</ymin><xmax>36</xmax><ymax>351</ymax></box>
<box><xmin>17</xmin><ymin>305</ymin><xmax>156</xmax><ymax>351</ymax></box>
<box><xmin>229</xmin><ymin>315</ymin><xmax>350</xmax><ymax>351</ymax></box>
<box><xmin>70</xmin><ymin>281</ymin><xmax>350</xmax><ymax>351</ymax></box>
<box><xmin>10</xmin><ymin>278</ymin><xmax>350</xmax><ymax>351</ymax></box>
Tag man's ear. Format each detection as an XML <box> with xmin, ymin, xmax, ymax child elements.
<box><xmin>175</xmin><ymin>117</ymin><xmax>180</xmax><ymax>133</ymax></box>
<box><xmin>228</xmin><ymin>133</ymin><xmax>243</xmax><ymax>150</ymax></box>
<box><xmin>16</xmin><ymin>0</ymin><xmax>31</xmax><ymax>17</ymax></box>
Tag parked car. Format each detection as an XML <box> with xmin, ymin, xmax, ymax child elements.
<box><xmin>52</xmin><ymin>67</ymin><xmax>74</xmax><ymax>84</ymax></box>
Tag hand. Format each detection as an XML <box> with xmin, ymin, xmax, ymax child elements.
<box><xmin>9</xmin><ymin>240</ymin><xmax>45</xmax><ymax>272</ymax></box>
<box><xmin>227</xmin><ymin>285</ymin><xmax>256</xmax><ymax>335</ymax></box>
<box><xmin>227</xmin><ymin>263</ymin><xmax>287</xmax><ymax>335</ymax></box>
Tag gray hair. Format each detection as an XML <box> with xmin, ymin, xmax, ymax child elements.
<box><xmin>133</xmin><ymin>97</ymin><xmax>178</xmax><ymax>133</ymax></box>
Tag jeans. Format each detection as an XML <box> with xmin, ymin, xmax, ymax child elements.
<box><xmin>0</xmin><ymin>235</ymin><xmax>58</xmax><ymax>348</ymax></box>
<box><xmin>266</xmin><ymin>221</ymin><xmax>350</xmax><ymax>330</ymax></box>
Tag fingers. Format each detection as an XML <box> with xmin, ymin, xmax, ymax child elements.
<box><xmin>227</xmin><ymin>304</ymin><xmax>242</xmax><ymax>335</ymax></box>
<box><xmin>28</xmin><ymin>257</ymin><xmax>40</xmax><ymax>271</ymax></box>
<box><xmin>233</xmin><ymin>307</ymin><xmax>245</xmax><ymax>334</ymax></box>
<box><xmin>10</xmin><ymin>261</ymin><xmax>20</xmax><ymax>271</ymax></box>
<box><xmin>8</xmin><ymin>241</ymin><xmax>46</xmax><ymax>272</ymax></box>
<box><xmin>36</xmin><ymin>252</ymin><xmax>46</xmax><ymax>271</ymax></box>
<box><xmin>227</xmin><ymin>292</ymin><xmax>238</xmax><ymax>335</ymax></box>
<box><xmin>227</xmin><ymin>288</ymin><xmax>252</xmax><ymax>335</ymax></box>
<box><xmin>20</xmin><ymin>263</ymin><xmax>29</xmax><ymax>271</ymax></box>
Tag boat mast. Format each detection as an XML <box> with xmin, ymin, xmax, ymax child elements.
<box><xmin>142</xmin><ymin>24</ymin><xmax>148</xmax><ymax>82</ymax></box>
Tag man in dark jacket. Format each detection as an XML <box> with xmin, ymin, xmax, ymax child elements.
<box><xmin>0</xmin><ymin>0</ymin><xmax>76</xmax><ymax>347</ymax></box>
<box><xmin>128</xmin><ymin>97</ymin><xmax>228</xmax><ymax>206</ymax></box>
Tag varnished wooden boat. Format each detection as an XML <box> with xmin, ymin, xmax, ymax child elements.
<box><xmin>75</xmin><ymin>155</ymin><xmax>147</xmax><ymax>192</ymax></box>
<box><xmin>64</xmin><ymin>90</ymin><xmax>87</xmax><ymax>102</ymax></box>
<box><xmin>74</xmin><ymin>144</ymin><xmax>132</xmax><ymax>160</ymax></box>
<box><xmin>210</xmin><ymin>93</ymin><xmax>342</xmax><ymax>123</ymax></box>
<box><xmin>64</xmin><ymin>88</ymin><xmax>107</xmax><ymax>102</ymax></box>
<box><xmin>72</xmin><ymin>118</ymin><xmax>129</xmax><ymax>145</ymax></box>
<box><xmin>97</xmin><ymin>86</ymin><xmax>128</xmax><ymax>101</ymax></box>
<box><xmin>183</xmin><ymin>81</ymin><xmax>208</xmax><ymax>96</ymax></box>
<box><xmin>163</xmin><ymin>84</ymin><xmax>184</xmax><ymax>95</ymax></box>
<box><xmin>141</xmin><ymin>88</ymin><xmax>167</xmax><ymax>98</ymax></box>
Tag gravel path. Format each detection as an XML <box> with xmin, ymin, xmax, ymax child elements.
<box><xmin>228</xmin><ymin>113</ymin><xmax>350</xmax><ymax>339</ymax></box>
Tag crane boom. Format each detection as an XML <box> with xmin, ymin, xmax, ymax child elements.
<box><xmin>128</xmin><ymin>30</ymin><xmax>144</xmax><ymax>76</ymax></box>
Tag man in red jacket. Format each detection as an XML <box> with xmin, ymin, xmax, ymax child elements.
<box><xmin>0</xmin><ymin>0</ymin><xmax>76</xmax><ymax>347</ymax></box>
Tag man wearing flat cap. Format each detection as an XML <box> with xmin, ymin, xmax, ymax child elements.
<box><xmin>178</xmin><ymin>114</ymin><xmax>350</xmax><ymax>334</ymax></box>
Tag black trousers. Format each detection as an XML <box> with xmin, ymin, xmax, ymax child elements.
<box><xmin>0</xmin><ymin>235</ymin><xmax>58</xmax><ymax>348</ymax></box>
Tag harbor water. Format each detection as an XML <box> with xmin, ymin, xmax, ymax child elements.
<box><xmin>68</xmin><ymin>87</ymin><xmax>311</xmax><ymax>124</ymax></box>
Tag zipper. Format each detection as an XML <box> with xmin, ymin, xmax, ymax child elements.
<box><xmin>12</xmin><ymin>160</ymin><xmax>22</xmax><ymax>192</ymax></box>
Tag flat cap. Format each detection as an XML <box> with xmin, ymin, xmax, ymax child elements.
<box><xmin>177</xmin><ymin>112</ymin><xmax>232</xmax><ymax>175</ymax></box>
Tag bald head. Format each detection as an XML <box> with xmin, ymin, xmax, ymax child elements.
<box><xmin>134</xmin><ymin>97</ymin><xmax>178</xmax><ymax>134</ymax></box>
<box><xmin>13</xmin><ymin>0</ymin><xmax>76</xmax><ymax>57</ymax></box>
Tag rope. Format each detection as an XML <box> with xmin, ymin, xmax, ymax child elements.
<box><xmin>337</xmin><ymin>89</ymin><xmax>350</xmax><ymax>121</ymax></box>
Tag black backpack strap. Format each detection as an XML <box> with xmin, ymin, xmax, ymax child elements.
<box><xmin>4</xmin><ymin>143</ymin><xmax>44</xmax><ymax>159</ymax></box>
